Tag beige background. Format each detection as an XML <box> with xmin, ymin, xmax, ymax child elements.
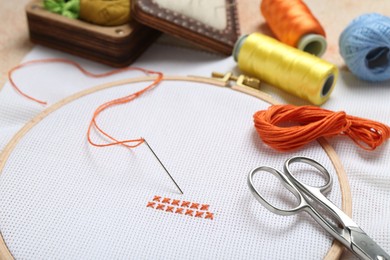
<box><xmin>0</xmin><ymin>2</ymin><xmax>389</xmax><ymax>259</ymax></box>
<box><xmin>0</xmin><ymin>0</ymin><xmax>33</xmax><ymax>89</ymax></box>
<box><xmin>1</xmin><ymin>1</ymin><xmax>390</xmax><ymax>88</ymax></box>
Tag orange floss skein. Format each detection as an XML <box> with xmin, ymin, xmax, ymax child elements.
<box><xmin>8</xmin><ymin>58</ymin><xmax>163</xmax><ymax>148</ymax></box>
<box><xmin>261</xmin><ymin>0</ymin><xmax>327</xmax><ymax>56</ymax></box>
<box><xmin>254</xmin><ymin>105</ymin><xmax>390</xmax><ymax>152</ymax></box>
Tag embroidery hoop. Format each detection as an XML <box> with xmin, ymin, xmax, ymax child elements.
<box><xmin>0</xmin><ymin>76</ymin><xmax>352</xmax><ymax>259</ymax></box>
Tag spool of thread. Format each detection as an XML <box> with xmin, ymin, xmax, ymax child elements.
<box><xmin>79</xmin><ymin>0</ymin><xmax>130</xmax><ymax>26</ymax></box>
<box><xmin>233</xmin><ymin>33</ymin><xmax>338</xmax><ymax>105</ymax></box>
<box><xmin>339</xmin><ymin>13</ymin><xmax>390</xmax><ymax>82</ymax></box>
<box><xmin>261</xmin><ymin>0</ymin><xmax>327</xmax><ymax>57</ymax></box>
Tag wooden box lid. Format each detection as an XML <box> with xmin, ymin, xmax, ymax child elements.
<box><xmin>131</xmin><ymin>0</ymin><xmax>240</xmax><ymax>55</ymax></box>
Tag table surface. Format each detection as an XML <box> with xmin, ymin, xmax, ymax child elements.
<box><xmin>0</xmin><ymin>1</ymin><xmax>389</xmax><ymax>259</ymax></box>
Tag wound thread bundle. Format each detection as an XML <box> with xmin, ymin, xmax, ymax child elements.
<box><xmin>253</xmin><ymin>105</ymin><xmax>390</xmax><ymax>152</ymax></box>
<box><xmin>339</xmin><ymin>13</ymin><xmax>390</xmax><ymax>82</ymax></box>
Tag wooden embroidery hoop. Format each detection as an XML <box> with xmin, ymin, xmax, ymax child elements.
<box><xmin>0</xmin><ymin>75</ymin><xmax>352</xmax><ymax>260</ymax></box>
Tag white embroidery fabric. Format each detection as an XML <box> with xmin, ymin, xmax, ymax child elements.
<box><xmin>0</xmin><ymin>63</ymin><xmax>341</xmax><ymax>259</ymax></box>
<box><xmin>0</xmin><ymin>44</ymin><xmax>389</xmax><ymax>259</ymax></box>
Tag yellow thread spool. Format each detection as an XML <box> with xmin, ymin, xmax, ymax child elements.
<box><xmin>80</xmin><ymin>0</ymin><xmax>130</xmax><ymax>26</ymax></box>
<box><xmin>233</xmin><ymin>33</ymin><xmax>338</xmax><ymax>105</ymax></box>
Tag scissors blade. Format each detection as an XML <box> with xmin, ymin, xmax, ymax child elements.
<box><xmin>349</xmin><ymin>226</ymin><xmax>390</xmax><ymax>260</ymax></box>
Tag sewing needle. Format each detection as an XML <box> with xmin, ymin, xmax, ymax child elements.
<box><xmin>143</xmin><ymin>138</ymin><xmax>184</xmax><ymax>194</ymax></box>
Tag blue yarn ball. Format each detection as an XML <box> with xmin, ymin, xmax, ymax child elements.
<box><xmin>339</xmin><ymin>13</ymin><xmax>390</xmax><ymax>82</ymax></box>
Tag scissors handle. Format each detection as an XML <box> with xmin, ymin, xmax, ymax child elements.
<box><xmin>248</xmin><ymin>157</ymin><xmax>334</xmax><ymax>216</ymax></box>
<box><xmin>248</xmin><ymin>157</ymin><xmax>390</xmax><ymax>259</ymax></box>
<box><xmin>248</xmin><ymin>165</ymin><xmax>308</xmax><ymax>216</ymax></box>
<box><xmin>283</xmin><ymin>156</ymin><xmax>333</xmax><ymax>194</ymax></box>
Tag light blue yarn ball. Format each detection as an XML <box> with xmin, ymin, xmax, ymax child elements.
<box><xmin>339</xmin><ymin>13</ymin><xmax>390</xmax><ymax>82</ymax></box>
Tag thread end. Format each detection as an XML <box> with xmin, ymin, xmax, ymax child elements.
<box><xmin>297</xmin><ymin>34</ymin><xmax>327</xmax><ymax>57</ymax></box>
<box><xmin>321</xmin><ymin>74</ymin><xmax>335</xmax><ymax>98</ymax></box>
<box><xmin>233</xmin><ymin>35</ymin><xmax>249</xmax><ymax>62</ymax></box>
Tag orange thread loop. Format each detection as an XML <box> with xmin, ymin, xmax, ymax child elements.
<box><xmin>87</xmin><ymin>70</ymin><xmax>163</xmax><ymax>148</ymax></box>
<box><xmin>8</xmin><ymin>58</ymin><xmax>158</xmax><ymax>105</ymax></box>
<box><xmin>253</xmin><ymin>105</ymin><xmax>390</xmax><ymax>151</ymax></box>
<box><xmin>8</xmin><ymin>58</ymin><xmax>163</xmax><ymax>149</ymax></box>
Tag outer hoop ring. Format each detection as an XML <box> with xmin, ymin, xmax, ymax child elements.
<box><xmin>0</xmin><ymin>76</ymin><xmax>351</xmax><ymax>259</ymax></box>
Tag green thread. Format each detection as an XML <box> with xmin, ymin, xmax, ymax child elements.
<box><xmin>43</xmin><ymin>0</ymin><xmax>80</xmax><ymax>19</ymax></box>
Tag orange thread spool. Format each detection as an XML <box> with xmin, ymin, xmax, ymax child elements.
<box><xmin>261</xmin><ymin>0</ymin><xmax>327</xmax><ymax>56</ymax></box>
<box><xmin>253</xmin><ymin>105</ymin><xmax>390</xmax><ymax>152</ymax></box>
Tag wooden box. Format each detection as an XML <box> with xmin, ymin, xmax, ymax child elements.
<box><xmin>26</xmin><ymin>0</ymin><xmax>160</xmax><ymax>67</ymax></box>
<box><xmin>131</xmin><ymin>0</ymin><xmax>240</xmax><ymax>55</ymax></box>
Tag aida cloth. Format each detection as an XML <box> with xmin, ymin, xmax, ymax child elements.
<box><xmin>0</xmin><ymin>44</ymin><xmax>389</xmax><ymax>259</ymax></box>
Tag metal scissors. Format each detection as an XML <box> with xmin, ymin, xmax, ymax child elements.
<box><xmin>247</xmin><ymin>156</ymin><xmax>389</xmax><ymax>260</ymax></box>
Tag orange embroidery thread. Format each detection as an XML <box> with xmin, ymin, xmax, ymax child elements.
<box><xmin>195</xmin><ymin>211</ymin><xmax>204</xmax><ymax>218</ymax></box>
<box><xmin>87</xmin><ymin>69</ymin><xmax>163</xmax><ymax>149</ymax></box>
<box><xmin>146</xmin><ymin>202</ymin><xmax>156</xmax><ymax>208</ymax></box>
<box><xmin>162</xmin><ymin>198</ymin><xmax>171</xmax><ymax>204</ymax></box>
<box><xmin>171</xmin><ymin>200</ymin><xmax>180</xmax><ymax>206</ymax></box>
<box><xmin>8</xmin><ymin>58</ymin><xmax>162</xmax><ymax>106</ymax></box>
<box><xmin>200</xmin><ymin>204</ymin><xmax>210</xmax><ymax>211</ymax></box>
<box><xmin>190</xmin><ymin>203</ymin><xmax>199</xmax><ymax>209</ymax></box>
<box><xmin>205</xmin><ymin>212</ymin><xmax>214</xmax><ymax>220</ymax></box>
<box><xmin>156</xmin><ymin>204</ymin><xmax>165</xmax><ymax>210</ymax></box>
<box><xmin>175</xmin><ymin>208</ymin><xmax>184</xmax><ymax>214</ymax></box>
<box><xmin>153</xmin><ymin>196</ymin><xmax>162</xmax><ymax>202</ymax></box>
<box><xmin>166</xmin><ymin>206</ymin><xmax>174</xmax><ymax>213</ymax></box>
<box><xmin>254</xmin><ymin>105</ymin><xmax>390</xmax><ymax>151</ymax></box>
<box><xmin>181</xmin><ymin>201</ymin><xmax>191</xmax><ymax>207</ymax></box>
<box><xmin>147</xmin><ymin>196</ymin><xmax>214</xmax><ymax>220</ymax></box>
<box><xmin>185</xmin><ymin>209</ymin><xmax>194</xmax><ymax>216</ymax></box>
<box><xmin>8</xmin><ymin>58</ymin><xmax>164</xmax><ymax>150</ymax></box>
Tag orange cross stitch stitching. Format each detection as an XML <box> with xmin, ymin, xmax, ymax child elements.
<box><xmin>171</xmin><ymin>199</ymin><xmax>180</xmax><ymax>206</ymax></box>
<box><xmin>195</xmin><ymin>211</ymin><xmax>204</xmax><ymax>218</ymax></box>
<box><xmin>181</xmin><ymin>201</ymin><xmax>191</xmax><ymax>207</ymax></box>
<box><xmin>175</xmin><ymin>208</ymin><xmax>184</xmax><ymax>214</ymax></box>
<box><xmin>166</xmin><ymin>206</ymin><xmax>174</xmax><ymax>213</ymax></box>
<box><xmin>205</xmin><ymin>212</ymin><xmax>214</xmax><ymax>220</ymax></box>
<box><xmin>153</xmin><ymin>196</ymin><xmax>161</xmax><ymax>202</ymax></box>
<box><xmin>146</xmin><ymin>202</ymin><xmax>156</xmax><ymax>208</ymax></box>
<box><xmin>146</xmin><ymin>196</ymin><xmax>214</xmax><ymax>220</ymax></box>
<box><xmin>156</xmin><ymin>204</ymin><xmax>165</xmax><ymax>210</ymax></box>
<box><xmin>190</xmin><ymin>203</ymin><xmax>200</xmax><ymax>209</ymax></box>
<box><xmin>185</xmin><ymin>209</ymin><xmax>194</xmax><ymax>216</ymax></box>
<box><xmin>200</xmin><ymin>204</ymin><xmax>210</xmax><ymax>211</ymax></box>
<box><xmin>162</xmin><ymin>198</ymin><xmax>171</xmax><ymax>204</ymax></box>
